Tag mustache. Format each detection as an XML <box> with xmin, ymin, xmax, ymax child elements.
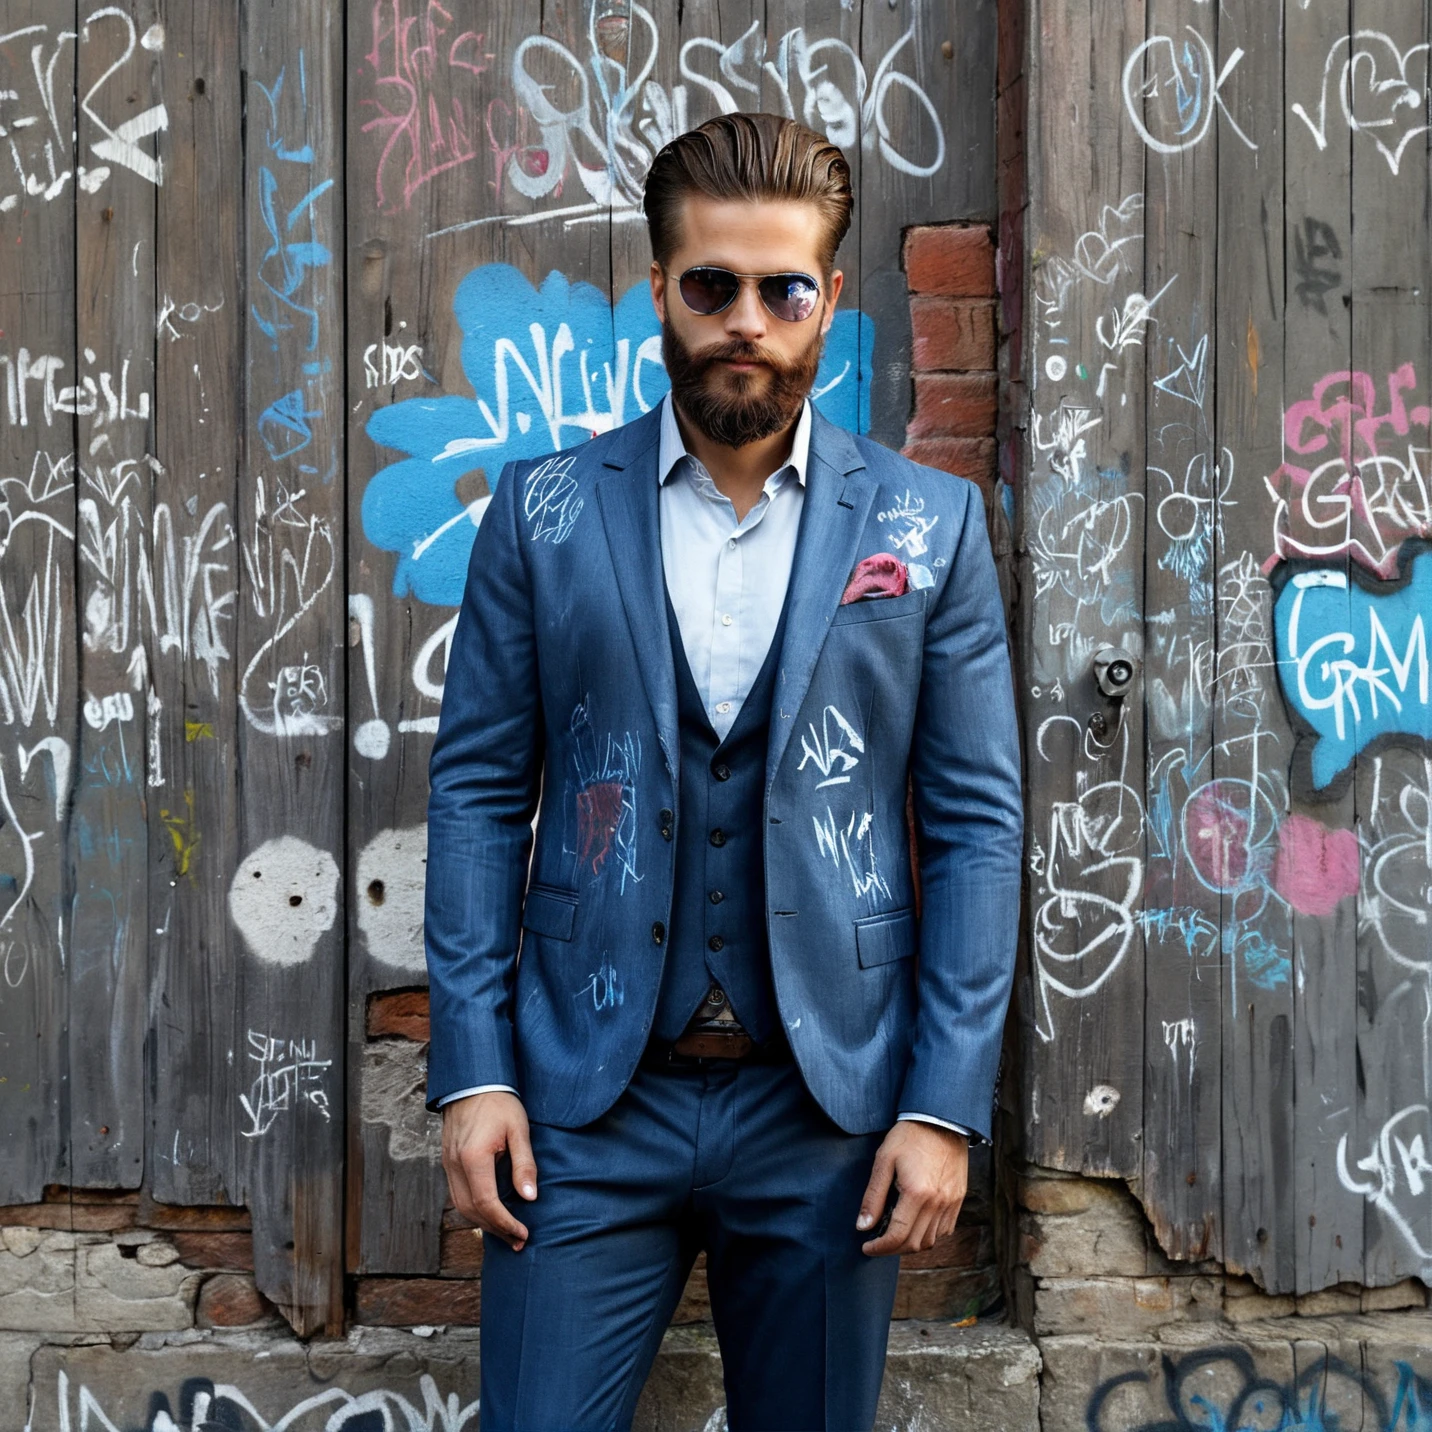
<box><xmin>685</xmin><ymin>337</ymin><xmax>785</xmax><ymax>369</ymax></box>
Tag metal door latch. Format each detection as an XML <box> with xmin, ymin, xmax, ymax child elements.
<box><xmin>1087</xmin><ymin>647</ymin><xmax>1139</xmax><ymax>747</ymax></box>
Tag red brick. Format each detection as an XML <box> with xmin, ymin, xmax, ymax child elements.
<box><xmin>903</xmin><ymin>225</ymin><xmax>996</xmax><ymax>297</ymax></box>
<box><xmin>197</xmin><ymin>1273</ymin><xmax>279</xmax><ymax>1328</ymax></box>
<box><xmin>367</xmin><ymin>988</ymin><xmax>431</xmax><ymax>1041</ymax></box>
<box><xmin>173</xmin><ymin>1230</ymin><xmax>254</xmax><ymax>1270</ymax></box>
<box><xmin>902</xmin><ymin>438</ymin><xmax>998</xmax><ymax>487</ymax></box>
<box><xmin>356</xmin><ymin>1276</ymin><xmax>483</xmax><ymax>1326</ymax></box>
<box><xmin>910</xmin><ymin>298</ymin><xmax>997</xmax><ymax>372</ymax></box>
<box><xmin>439</xmin><ymin>1225</ymin><xmax>485</xmax><ymax>1277</ymax></box>
<box><xmin>139</xmin><ymin>1196</ymin><xmax>251</xmax><ymax>1231</ymax></box>
<box><xmin>907</xmin><ymin>373</ymin><xmax>998</xmax><ymax>441</ymax></box>
<box><xmin>892</xmin><ymin>1263</ymin><xmax>1000</xmax><ymax>1321</ymax></box>
<box><xmin>0</xmin><ymin>1202</ymin><xmax>138</xmax><ymax>1231</ymax></box>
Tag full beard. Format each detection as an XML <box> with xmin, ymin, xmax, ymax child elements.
<box><xmin>661</xmin><ymin>318</ymin><xmax>825</xmax><ymax>449</ymax></box>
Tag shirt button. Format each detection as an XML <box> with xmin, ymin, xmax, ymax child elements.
<box><xmin>721</xmin><ymin>613</ymin><xmax>733</xmax><ymax>627</ymax></box>
<box><xmin>709</xmin><ymin>985</ymin><xmax>726</xmax><ymax>1006</ymax></box>
<box><xmin>709</xmin><ymin>829</ymin><xmax>726</xmax><ymax>847</ymax></box>
<box><xmin>715</xmin><ymin>701</ymin><xmax>732</xmax><ymax>715</ymax></box>
<box><xmin>713</xmin><ymin>763</ymin><xmax>731</xmax><ymax>781</ymax></box>
<box><xmin>709</xmin><ymin>890</ymin><xmax>724</xmax><ymax>904</ymax></box>
<box><xmin>728</xmin><ymin>538</ymin><xmax>737</xmax><ymax>549</ymax></box>
<box><xmin>708</xmin><ymin>935</ymin><xmax>724</xmax><ymax>952</ymax></box>
<box><xmin>652</xmin><ymin>921</ymin><xmax>665</xmax><ymax>945</ymax></box>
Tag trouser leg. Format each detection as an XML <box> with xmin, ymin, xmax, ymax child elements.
<box><xmin>479</xmin><ymin>1067</ymin><xmax>702</xmax><ymax>1432</ymax></box>
<box><xmin>696</xmin><ymin>1060</ymin><xmax>900</xmax><ymax>1432</ymax></box>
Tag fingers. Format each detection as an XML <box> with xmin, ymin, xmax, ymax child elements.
<box><xmin>855</xmin><ymin>1148</ymin><xmax>895</xmax><ymax>1235</ymax></box>
<box><xmin>468</xmin><ymin>1151</ymin><xmax>531</xmax><ymax>1251</ymax></box>
<box><xmin>861</xmin><ymin>1183</ymin><xmax>923</xmax><ymax>1257</ymax></box>
<box><xmin>507</xmin><ymin>1114</ymin><xmax>539</xmax><ymax>1202</ymax></box>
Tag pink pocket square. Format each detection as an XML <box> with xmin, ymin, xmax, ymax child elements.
<box><xmin>841</xmin><ymin>552</ymin><xmax>909</xmax><ymax>604</ymax></box>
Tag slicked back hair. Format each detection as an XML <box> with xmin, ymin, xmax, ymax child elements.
<box><xmin>642</xmin><ymin>113</ymin><xmax>853</xmax><ymax>275</ymax></box>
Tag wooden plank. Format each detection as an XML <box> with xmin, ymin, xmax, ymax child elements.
<box><xmin>236</xmin><ymin>3</ymin><xmax>347</xmax><ymax>1335</ymax></box>
<box><xmin>1019</xmin><ymin>0</ymin><xmax>1148</xmax><ymax>1180</ymax></box>
<box><xmin>146</xmin><ymin>0</ymin><xmax>245</xmax><ymax>1205</ymax></box>
<box><xmin>0</xmin><ymin>1</ymin><xmax>78</xmax><ymax>1202</ymax></box>
<box><xmin>1347</xmin><ymin>0</ymin><xmax>1432</xmax><ymax>1288</ymax></box>
<box><xmin>1211</xmin><ymin>0</ymin><xmax>1297</xmax><ymax>1293</ymax></box>
<box><xmin>1134</xmin><ymin>0</ymin><xmax>1223</xmax><ymax>1263</ymax></box>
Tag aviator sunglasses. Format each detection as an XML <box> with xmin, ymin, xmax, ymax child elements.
<box><xmin>677</xmin><ymin>266</ymin><xmax>822</xmax><ymax>323</ymax></box>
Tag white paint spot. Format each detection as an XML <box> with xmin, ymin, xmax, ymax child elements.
<box><xmin>1083</xmin><ymin>1084</ymin><xmax>1121</xmax><ymax>1118</ymax></box>
<box><xmin>228</xmin><ymin>837</ymin><xmax>340</xmax><ymax>966</ymax></box>
<box><xmin>516</xmin><ymin>410</ymin><xmax>532</xmax><ymax>434</ymax></box>
<box><xmin>907</xmin><ymin>562</ymin><xmax>934</xmax><ymax>590</ymax></box>
<box><xmin>353</xmin><ymin>719</ymin><xmax>391</xmax><ymax>759</ymax></box>
<box><xmin>1045</xmin><ymin>354</ymin><xmax>1068</xmax><ymax>382</ymax></box>
<box><xmin>140</xmin><ymin>22</ymin><xmax>165</xmax><ymax>49</ymax></box>
<box><xmin>357</xmin><ymin>824</ymin><xmax>428</xmax><ymax>974</ymax></box>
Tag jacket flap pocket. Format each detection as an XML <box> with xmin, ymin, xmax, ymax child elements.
<box><xmin>521</xmin><ymin>886</ymin><xmax>578</xmax><ymax>941</ymax></box>
<box><xmin>854</xmin><ymin>908</ymin><xmax>916</xmax><ymax>968</ymax></box>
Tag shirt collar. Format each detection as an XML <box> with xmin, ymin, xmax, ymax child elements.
<box><xmin>657</xmin><ymin>391</ymin><xmax>811</xmax><ymax>489</ymax></box>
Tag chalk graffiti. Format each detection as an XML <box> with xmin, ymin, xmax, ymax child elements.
<box><xmin>228</xmin><ymin>836</ymin><xmax>341</xmax><ymax>966</ymax></box>
<box><xmin>812</xmin><ymin>806</ymin><xmax>891</xmax><ymax>902</ymax></box>
<box><xmin>523</xmin><ymin>454</ymin><xmax>585</xmax><ymax>544</ymax></box>
<box><xmin>356</xmin><ymin>0</ymin><xmax>495</xmax><ymax>213</ymax></box>
<box><xmin>239</xmin><ymin>1029</ymin><xmax>333</xmax><ymax>1138</ymax></box>
<box><xmin>1264</xmin><ymin>364</ymin><xmax>1432</xmax><ymax>579</ymax></box>
<box><xmin>1122</xmin><ymin>28</ymin><xmax>1257</xmax><ymax>155</ymax></box>
<box><xmin>798</xmin><ymin>704</ymin><xmax>865</xmax><ymax>790</ymax></box>
<box><xmin>363</xmin><ymin>263</ymin><xmax>872</xmax><ymax>606</ymax></box>
<box><xmin>1339</xmin><ymin>1105</ymin><xmax>1432</xmax><ymax>1272</ymax></box>
<box><xmin>1088</xmin><ymin>1346</ymin><xmax>1432</xmax><ymax>1431</ymax></box>
<box><xmin>52</xmin><ymin>1369</ymin><xmax>481</xmax><ymax>1432</ymax></box>
<box><xmin>578</xmin><ymin>956</ymin><xmax>624</xmax><ymax>1012</ymax></box>
<box><xmin>1292</xmin><ymin>30</ymin><xmax>1431</xmax><ymax>176</ymax></box>
<box><xmin>1275</xmin><ymin>559</ymin><xmax>1432</xmax><ymax>794</ymax></box>
<box><xmin>568</xmin><ymin>700</ymin><xmax>641</xmax><ymax>893</ymax></box>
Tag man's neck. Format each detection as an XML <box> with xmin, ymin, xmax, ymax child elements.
<box><xmin>673</xmin><ymin>399</ymin><xmax>800</xmax><ymax>523</ymax></box>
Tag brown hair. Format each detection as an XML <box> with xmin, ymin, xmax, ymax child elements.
<box><xmin>642</xmin><ymin>113</ymin><xmax>853</xmax><ymax>274</ymax></box>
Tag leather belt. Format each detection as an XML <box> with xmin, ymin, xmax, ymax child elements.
<box><xmin>644</xmin><ymin>1028</ymin><xmax>793</xmax><ymax>1066</ymax></box>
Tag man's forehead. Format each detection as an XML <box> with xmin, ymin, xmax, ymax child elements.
<box><xmin>669</xmin><ymin>195</ymin><xmax>829</xmax><ymax>270</ymax></box>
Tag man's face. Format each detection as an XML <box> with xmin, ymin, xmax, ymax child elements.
<box><xmin>650</xmin><ymin>197</ymin><xmax>845</xmax><ymax>448</ymax></box>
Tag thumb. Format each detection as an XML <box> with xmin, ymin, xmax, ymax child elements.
<box><xmin>856</xmin><ymin>1148</ymin><xmax>894</xmax><ymax>1231</ymax></box>
<box><xmin>507</xmin><ymin>1117</ymin><xmax>539</xmax><ymax>1202</ymax></box>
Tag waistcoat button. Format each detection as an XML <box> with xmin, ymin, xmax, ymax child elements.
<box><xmin>709</xmin><ymin>828</ymin><xmax>726</xmax><ymax>847</ymax></box>
<box><xmin>709</xmin><ymin>890</ymin><xmax>724</xmax><ymax>904</ymax></box>
<box><xmin>708</xmin><ymin>935</ymin><xmax>724</xmax><ymax>952</ymax></box>
<box><xmin>713</xmin><ymin>763</ymin><xmax>731</xmax><ymax>781</ymax></box>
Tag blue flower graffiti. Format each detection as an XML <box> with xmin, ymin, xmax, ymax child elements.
<box><xmin>362</xmin><ymin>264</ymin><xmax>874</xmax><ymax>607</ymax></box>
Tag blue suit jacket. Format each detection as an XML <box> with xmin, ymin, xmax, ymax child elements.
<box><xmin>424</xmin><ymin>405</ymin><xmax>1023</xmax><ymax>1138</ymax></box>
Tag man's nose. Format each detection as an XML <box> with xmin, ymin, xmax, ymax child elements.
<box><xmin>723</xmin><ymin>279</ymin><xmax>768</xmax><ymax>342</ymax></box>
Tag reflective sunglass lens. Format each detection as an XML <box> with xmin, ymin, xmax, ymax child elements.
<box><xmin>680</xmin><ymin>268</ymin><xmax>739</xmax><ymax>315</ymax></box>
<box><xmin>760</xmin><ymin>274</ymin><xmax>820</xmax><ymax>322</ymax></box>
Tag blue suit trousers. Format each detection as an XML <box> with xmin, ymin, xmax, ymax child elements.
<box><xmin>479</xmin><ymin>1057</ymin><xmax>901</xmax><ymax>1431</ymax></box>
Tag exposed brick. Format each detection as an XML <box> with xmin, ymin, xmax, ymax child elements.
<box><xmin>438</xmin><ymin>1226</ymin><xmax>484</xmax><ymax>1277</ymax></box>
<box><xmin>138</xmin><ymin>1196</ymin><xmax>250</xmax><ymax>1232</ymax></box>
<box><xmin>673</xmin><ymin>1255</ymin><xmax>710</xmax><ymax>1325</ymax></box>
<box><xmin>903</xmin><ymin>225</ymin><xmax>996</xmax><ymax>298</ymax></box>
<box><xmin>172</xmin><ymin>1231</ymin><xmax>254</xmax><ymax>1271</ymax></box>
<box><xmin>893</xmin><ymin>1264</ymin><xmax>999</xmax><ymax>1321</ymax></box>
<box><xmin>196</xmin><ymin>1273</ymin><xmax>278</xmax><ymax>1328</ymax></box>
<box><xmin>0</xmin><ymin>1203</ymin><xmax>138</xmax><ymax>1232</ymax></box>
<box><xmin>900</xmin><ymin>1223</ymin><xmax>994</xmax><ymax>1272</ymax></box>
<box><xmin>901</xmin><ymin>438</ymin><xmax>997</xmax><ymax>487</ymax></box>
<box><xmin>908</xmin><ymin>373</ymin><xmax>997</xmax><ymax>441</ymax></box>
<box><xmin>1362</xmin><ymin>1279</ymin><xmax>1428</xmax><ymax>1312</ymax></box>
<box><xmin>367</xmin><ymin>988</ymin><xmax>431</xmax><ymax>1041</ymax></box>
<box><xmin>910</xmin><ymin>298</ymin><xmax>997</xmax><ymax>372</ymax></box>
<box><xmin>1017</xmin><ymin>1172</ymin><xmax>1098</xmax><ymax>1215</ymax></box>
<box><xmin>356</xmin><ymin>1276</ymin><xmax>482</xmax><ymax>1327</ymax></box>
<box><xmin>1296</xmin><ymin>1285</ymin><xmax>1362</xmax><ymax>1316</ymax></box>
<box><xmin>1032</xmin><ymin>1275</ymin><xmax>1223</xmax><ymax>1337</ymax></box>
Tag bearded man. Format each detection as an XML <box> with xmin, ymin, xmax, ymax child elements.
<box><xmin>424</xmin><ymin>113</ymin><xmax>1023</xmax><ymax>1431</ymax></box>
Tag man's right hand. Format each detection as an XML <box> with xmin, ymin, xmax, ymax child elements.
<box><xmin>441</xmin><ymin>1091</ymin><xmax>538</xmax><ymax>1251</ymax></box>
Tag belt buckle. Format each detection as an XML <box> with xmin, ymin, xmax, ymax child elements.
<box><xmin>671</xmin><ymin>1028</ymin><xmax>755</xmax><ymax>1060</ymax></box>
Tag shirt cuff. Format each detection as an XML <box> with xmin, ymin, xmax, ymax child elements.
<box><xmin>897</xmin><ymin>1111</ymin><xmax>980</xmax><ymax>1142</ymax></box>
<box><xmin>436</xmin><ymin>1084</ymin><xmax>519</xmax><ymax>1108</ymax></box>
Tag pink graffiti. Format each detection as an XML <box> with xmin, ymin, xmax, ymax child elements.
<box><xmin>358</xmin><ymin>0</ymin><xmax>495</xmax><ymax>213</ymax></box>
<box><xmin>1271</xmin><ymin>813</ymin><xmax>1360</xmax><ymax>918</ymax></box>
<box><xmin>1184</xmin><ymin>781</ymin><xmax>1256</xmax><ymax>891</ymax></box>
<box><xmin>1264</xmin><ymin>364</ymin><xmax>1432</xmax><ymax>579</ymax></box>
<box><xmin>577</xmin><ymin>780</ymin><xmax>624</xmax><ymax>876</ymax></box>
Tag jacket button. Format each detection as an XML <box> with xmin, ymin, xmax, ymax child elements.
<box><xmin>652</xmin><ymin>921</ymin><xmax>665</xmax><ymax>945</ymax></box>
<box><xmin>708</xmin><ymin>935</ymin><xmax>724</xmax><ymax>952</ymax></box>
<box><xmin>709</xmin><ymin>828</ymin><xmax>726</xmax><ymax>847</ymax></box>
<box><xmin>713</xmin><ymin>763</ymin><xmax>731</xmax><ymax>781</ymax></box>
<box><xmin>709</xmin><ymin>890</ymin><xmax>724</xmax><ymax>904</ymax></box>
<box><xmin>659</xmin><ymin>807</ymin><xmax>673</xmax><ymax>840</ymax></box>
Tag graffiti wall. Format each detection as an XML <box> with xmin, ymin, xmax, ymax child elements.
<box><xmin>0</xmin><ymin>0</ymin><xmax>995</xmax><ymax>1333</ymax></box>
<box><xmin>1020</xmin><ymin>0</ymin><xmax>1432</xmax><ymax>1293</ymax></box>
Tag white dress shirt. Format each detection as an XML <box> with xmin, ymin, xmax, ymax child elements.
<box><xmin>438</xmin><ymin>396</ymin><xmax>973</xmax><ymax>1141</ymax></box>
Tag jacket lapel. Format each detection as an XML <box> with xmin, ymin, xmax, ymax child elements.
<box><xmin>766</xmin><ymin>408</ymin><xmax>874</xmax><ymax>784</ymax></box>
<box><xmin>593</xmin><ymin>409</ymin><xmax>680</xmax><ymax>768</ymax></box>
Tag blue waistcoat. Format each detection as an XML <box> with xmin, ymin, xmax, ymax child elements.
<box><xmin>652</xmin><ymin>584</ymin><xmax>792</xmax><ymax>1042</ymax></box>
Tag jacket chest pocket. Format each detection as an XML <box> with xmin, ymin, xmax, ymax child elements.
<box><xmin>829</xmin><ymin>589</ymin><xmax>927</xmax><ymax>628</ymax></box>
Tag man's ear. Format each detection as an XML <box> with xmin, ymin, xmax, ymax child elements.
<box><xmin>820</xmin><ymin>269</ymin><xmax>844</xmax><ymax>335</ymax></box>
<box><xmin>650</xmin><ymin>260</ymin><xmax>667</xmax><ymax>324</ymax></box>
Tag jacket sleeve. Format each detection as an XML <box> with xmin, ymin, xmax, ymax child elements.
<box><xmin>897</xmin><ymin>479</ymin><xmax>1023</xmax><ymax>1140</ymax></box>
<box><xmin>424</xmin><ymin>461</ymin><xmax>543</xmax><ymax>1109</ymax></box>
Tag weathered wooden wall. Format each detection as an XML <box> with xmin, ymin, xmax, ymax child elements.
<box><xmin>0</xmin><ymin>0</ymin><xmax>995</xmax><ymax>1334</ymax></box>
<box><xmin>1020</xmin><ymin>0</ymin><xmax>1432</xmax><ymax>1294</ymax></box>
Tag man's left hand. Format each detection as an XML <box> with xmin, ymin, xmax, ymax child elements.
<box><xmin>856</xmin><ymin>1120</ymin><xmax>968</xmax><ymax>1257</ymax></box>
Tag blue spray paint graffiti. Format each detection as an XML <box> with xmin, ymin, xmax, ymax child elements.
<box><xmin>1274</xmin><ymin>552</ymin><xmax>1432</xmax><ymax>794</ymax></box>
<box><xmin>362</xmin><ymin>263</ymin><xmax>873</xmax><ymax>606</ymax></box>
